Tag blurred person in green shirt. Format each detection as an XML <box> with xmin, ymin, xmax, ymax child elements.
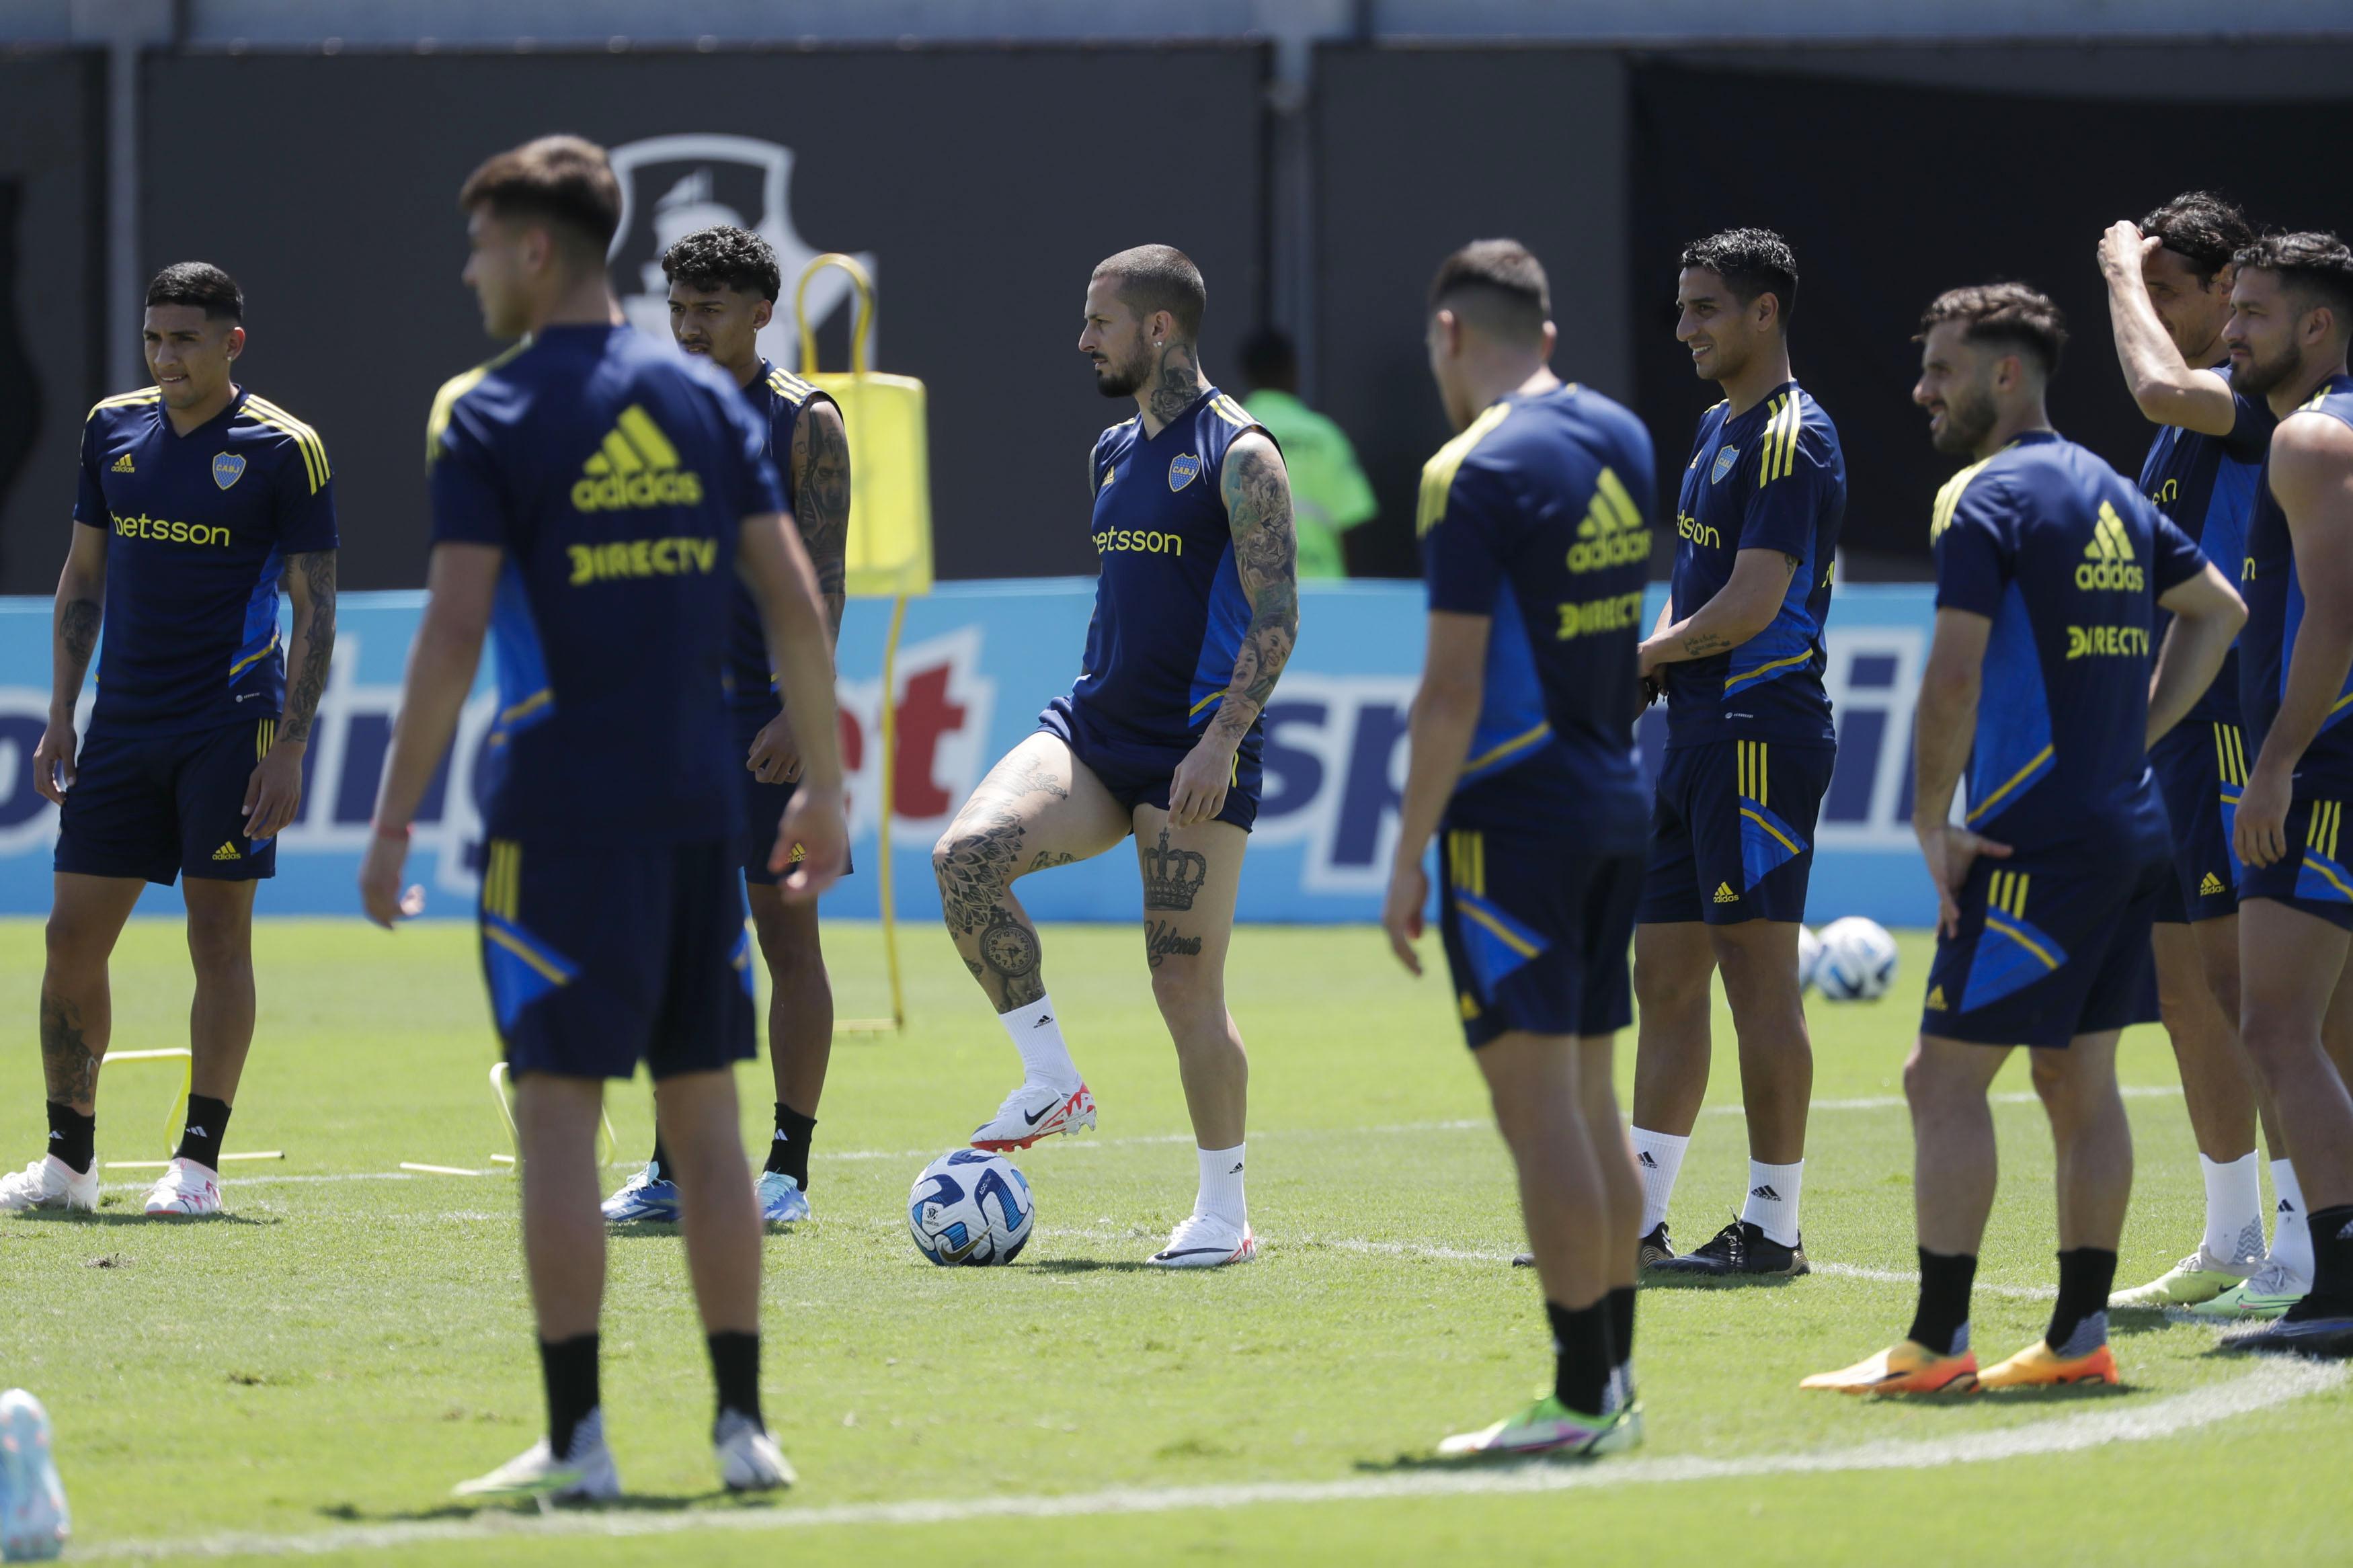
<box><xmin>1241</xmin><ymin>328</ymin><xmax>1377</xmax><ymax>578</ymax></box>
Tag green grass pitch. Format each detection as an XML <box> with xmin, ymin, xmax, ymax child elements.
<box><xmin>1</xmin><ymin>916</ymin><xmax>2348</xmax><ymax>1565</ymax></box>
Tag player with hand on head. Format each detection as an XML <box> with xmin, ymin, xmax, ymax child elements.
<box><xmin>0</xmin><ymin>263</ymin><xmax>337</xmax><ymax>1221</ymax></box>
<box><xmin>1806</xmin><ymin>284</ymin><xmax>2244</xmax><ymax>1395</ymax></box>
<box><xmin>600</xmin><ymin>223</ymin><xmax>852</xmax><ymax>1229</ymax></box>
<box><xmin>358</xmin><ymin>135</ymin><xmax>846</xmax><ymax>1499</ymax></box>
<box><xmin>930</xmin><ymin>244</ymin><xmax>1296</xmax><ymax>1268</ymax></box>
<box><xmin>1383</xmin><ymin>239</ymin><xmax>1650</xmax><ymax>1458</ymax></box>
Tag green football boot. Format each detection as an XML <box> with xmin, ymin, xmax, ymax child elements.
<box><xmin>2187</xmin><ymin>1260</ymin><xmax>2307</xmax><ymax>1321</ymax></box>
<box><xmin>1437</xmin><ymin>1393</ymin><xmax>1632</xmax><ymax>1460</ymax></box>
<box><xmin>2110</xmin><ymin>1248</ymin><xmax>2252</xmax><ymax>1310</ymax></box>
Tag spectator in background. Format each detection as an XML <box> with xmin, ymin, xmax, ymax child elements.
<box><xmin>1240</xmin><ymin>328</ymin><xmax>1377</xmax><ymax>579</ymax></box>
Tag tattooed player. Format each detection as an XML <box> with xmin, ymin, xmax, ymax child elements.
<box><xmin>930</xmin><ymin>245</ymin><xmax>1298</xmax><ymax>1268</ymax></box>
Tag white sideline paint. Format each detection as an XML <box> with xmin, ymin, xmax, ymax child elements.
<box><xmin>83</xmin><ymin>1360</ymin><xmax>2344</xmax><ymax>1561</ymax></box>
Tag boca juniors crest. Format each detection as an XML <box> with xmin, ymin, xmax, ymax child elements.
<box><xmin>211</xmin><ymin>452</ymin><xmax>247</xmax><ymax>490</ymax></box>
<box><xmin>1168</xmin><ymin>452</ymin><xmax>1203</xmax><ymax>491</ymax></box>
<box><xmin>1710</xmin><ymin>445</ymin><xmax>1740</xmax><ymax>485</ymax></box>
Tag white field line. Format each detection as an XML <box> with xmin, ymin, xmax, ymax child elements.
<box><xmin>83</xmin><ymin>1359</ymin><xmax>2344</xmax><ymax>1561</ymax></box>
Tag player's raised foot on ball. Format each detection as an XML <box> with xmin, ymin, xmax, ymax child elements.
<box><xmin>0</xmin><ymin>1388</ymin><xmax>69</xmax><ymax>1562</ymax></box>
<box><xmin>714</xmin><ymin>1409</ymin><xmax>796</xmax><ymax>1491</ymax></box>
<box><xmin>141</xmin><ymin>1157</ymin><xmax>220</xmax><ymax>1217</ymax></box>
<box><xmin>1800</xmin><ymin>1339</ymin><xmax>1979</xmax><ymax>1395</ymax></box>
<box><xmin>1975</xmin><ymin>1339</ymin><xmax>2118</xmax><ymax>1389</ymax></box>
<box><xmin>970</xmin><ymin>1080</ymin><xmax>1095</xmax><ymax>1153</ymax></box>
<box><xmin>600</xmin><ymin>1162</ymin><xmax>680</xmax><ymax>1224</ymax></box>
<box><xmin>2186</xmin><ymin>1259</ymin><xmax>2308</xmax><ymax>1322</ymax></box>
<box><xmin>2109</xmin><ymin>1248</ymin><xmax>2254</xmax><ymax>1311</ymax></box>
<box><xmin>1146</xmin><ymin>1212</ymin><xmax>1257</xmax><ymax>1268</ymax></box>
<box><xmin>0</xmin><ymin>1156</ymin><xmax>98</xmax><ymax>1216</ymax></box>
<box><xmin>453</xmin><ymin>1411</ymin><xmax>619</xmax><ymax>1503</ymax></box>
<box><xmin>1436</xmin><ymin>1393</ymin><xmax>1630</xmax><ymax>1460</ymax></box>
<box><xmin>1648</xmin><ymin>1217</ymin><xmax>1806</xmax><ymax>1280</ymax></box>
<box><xmin>1636</xmin><ymin>1222</ymin><xmax>1676</xmax><ymax>1272</ymax></box>
<box><xmin>754</xmin><ymin>1171</ymin><xmax>810</xmax><ymax>1225</ymax></box>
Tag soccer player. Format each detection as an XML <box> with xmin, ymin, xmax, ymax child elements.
<box><xmin>1382</xmin><ymin>239</ymin><xmax>1649</xmax><ymax>1457</ymax></box>
<box><xmin>2214</xmin><ymin>232</ymin><xmax>2353</xmax><ymax>1356</ymax></box>
<box><xmin>1806</xmin><ymin>284</ymin><xmax>2245</xmax><ymax>1395</ymax></box>
<box><xmin>357</xmin><ymin>136</ymin><xmax>846</xmax><ymax>1497</ymax></box>
<box><xmin>1631</xmin><ymin>229</ymin><xmax>1845</xmax><ymax>1278</ymax></box>
<box><xmin>930</xmin><ymin>245</ymin><xmax>1296</xmax><ymax>1268</ymax></box>
<box><xmin>600</xmin><ymin>224</ymin><xmax>851</xmax><ymax>1228</ymax></box>
<box><xmin>2096</xmin><ymin>194</ymin><xmax>2298</xmax><ymax>1315</ymax></box>
<box><xmin>0</xmin><ymin>263</ymin><xmax>336</xmax><ymax>1221</ymax></box>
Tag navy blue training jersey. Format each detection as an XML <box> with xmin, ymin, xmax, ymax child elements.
<box><xmin>427</xmin><ymin>324</ymin><xmax>785</xmax><ymax>845</ymax></box>
<box><xmin>1419</xmin><ymin>382</ymin><xmax>1654</xmax><ymax>844</ymax></box>
<box><xmin>1665</xmin><ymin>382</ymin><xmax>1845</xmax><ymax>749</ymax></box>
<box><xmin>1932</xmin><ymin>431</ymin><xmax>2206</xmax><ymax>859</ymax></box>
<box><xmin>1069</xmin><ymin>386</ymin><xmax>1270</xmax><ymax>745</ymax></box>
<box><xmin>2139</xmin><ymin>363</ymin><xmax>2272</xmax><ymax>729</ymax></box>
<box><xmin>73</xmin><ymin>386</ymin><xmax>337</xmax><ymax>737</ymax></box>
<box><xmin>726</xmin><ymin>360</ymin><xmax>834</xmax><ymax>715</ymax></box>
<box><xmin>2241</xmin><ymin>373</ymin><xmax>2353</xmax><ymax>790</ymax></box>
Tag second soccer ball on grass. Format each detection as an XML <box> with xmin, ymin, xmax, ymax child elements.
<box><xmin>1812</xmin><ymin>917</ymin><xmax>1900</xmax><ymax>1002</ymax></box>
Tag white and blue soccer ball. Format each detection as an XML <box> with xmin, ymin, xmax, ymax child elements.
<box><xmin>908</xmin><ymin>1149</ymin><xmax>1035</xmax><ymax>1266</ymax></box>
<box><xmin>1796</xmin><ymin>923</ymin><xmax>1824</xmax><ymax>992</ymax></box>
<box><xmin>1813</xmin><ymin>916</ymin><xmax>1899</xmax><ymax>1001</ymax></box>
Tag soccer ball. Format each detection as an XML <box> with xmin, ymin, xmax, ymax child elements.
<box><xmin>1813</xmin><ymin>916</ymin><xmax>1899</xmax><ymax>1001</ymax></box>
<box><xmin>908</xmin><ymin>1149</ymin><xmax>1034</xmax><ymax>1266</ymax></box>
<box><xmin>1796</xmin><ymin>923</ymin><xmax>1823</xmax><ymax>991</ymax></box>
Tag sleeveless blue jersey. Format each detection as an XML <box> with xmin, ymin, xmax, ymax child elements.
<box><xmin>2139</xmin><ymin>362</ymin><xmax>2272</xmax><ymax>728</ymax></box>
<box><xmin>725</xmin><ymin>360</ymin><xmax>834</xmax><ymax>715</ymax></box>
<box><xmin>2241</xmin><ymin>372</ymin><xmax>2353</xmax><ymax>790</ymax></box>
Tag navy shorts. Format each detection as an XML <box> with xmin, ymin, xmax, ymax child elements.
<box><xmin>478</xmin><ymin>837</ymin><xmax>756</xmax><ymax>1081</ymax></box>
<box><xmin>54</xmin><ymin>718</ymin><xmax>281</xmax><ymax>885</ymax></box>
<box><xmin>2151</xmin><ymin>720</ymin><xmax>2244</xmax><ymax>924</ymax></box>
<box><xmin>731</xmin><ymin>706</ymin><xmax>852</xmax><ymax>886</ymax></box>
<box><xmin>1922</xmin><ymin>852</ymin><xmax>2167</xmax><ymax>1048</ymax></box>
<box><xmin>1636</xmin><ymin>738</ymin><xmax>1833</xmax><ymax>925</ymax></box>
<box><xmin>2236</xmin><ymin>789</ymin><xmax>2353</xmax><ymax>934</ymax></box>
<box><xmin>1038</xmin><ymin>695</ymin><xmax>1263</xmax><ymax>832</ymax></box>
<box><xmin>1438</xmin><ymin>825</ymin><xmax>1642</xmax><ymax>1048</ymax></box>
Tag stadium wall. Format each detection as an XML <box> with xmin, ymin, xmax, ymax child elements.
<box><xmin>0</xmin><ymin>580</ymin><xmax>1945</xmax><ymax>928</ymax></box>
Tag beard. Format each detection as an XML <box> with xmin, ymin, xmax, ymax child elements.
<box><xmin>1930</xmin><ymin>383</ymin><xmax>1998</xmax><ymax>456</ymax></box>
<box><xmin>1093</xmin><ymin>360</ymin><xmax>1144</xmax><ymax>398</ymax></box>
<box><xmin>2231</xmin><ymin>338</ymin><xmax>2303</xmax><ymax>401</ymax></box>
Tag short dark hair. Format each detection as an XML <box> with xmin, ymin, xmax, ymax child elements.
<box><xmin>662</xmin><ymin>225</ymin><xmax>781</xmax><ymax>302</ymax></box>
<box><xmin>145</xmin><ymin>261</ymin><xmax>241</xmax><ymax>323</ymax></box>
<box><xmin>1092</xmin><ymin>245</ymin><xmax>1205</xmax><ymax>338</ymax></box>
<box><xmin>1240</xmin><ymin>327</ymin><xmax>1295</xmax><ymax>388</ymax></box>
<box><xmin>1427</xmin><ymin>239</ymin><xmax>1550</xmax><ymax>343</ymax></box>
<box><xmin>2141</xmin><ymin>191</ymin><xmax>2255</xmax><ymax>284</ymax></box>
<box><xmin>1917</xmin><ymin>282</ymin><xmax>2069</xmax><ymax>378</ymax></box>
<box><xmin>458</xmin><ymin>134</ymin><xmax>622</xmax><ymax>256</ymax></box>
<box><xmin>1678</xmin><ymin>227</ymin><xmax>1799</xmax><ymax>327</ymax></box>
<box><xmin>2233</xmin><ymin>231</ymin><xmax>2353</xmax><ymax>333</ymax></box>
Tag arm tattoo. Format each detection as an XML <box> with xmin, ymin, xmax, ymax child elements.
<box><xmin>1682</xmin><ymin>632</ymin><xmax>1732</xmax><ymax>657</ymax></box>
<box><xmin>1148</xmin><ymin>338</ymin><xmax>1206</xmax><ymax>427</ymax></box>
<box><xmin>39</xmin><ymin>987</ymin><xmax>97</xmax><ymax>1105</ymax></box>
<box><xmin>791</xmin><ymin>402</ymin><xmax>850</xmax><ymax>642</ymax></box>
<box><xmin>58</xmin><ymin>598</ymin><xmax>99</xmax><ymax>677</ymax></box>
<box><xmin>1206</xmin><ymin>437</ymin><xmax>1300</xmax><ymax>746</ymax></box>
<box><xmin>281</xmin><ymin>550</ymin><xmax>337</xmax><ymax>745</ymax></box>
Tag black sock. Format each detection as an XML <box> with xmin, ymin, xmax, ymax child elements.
<box><xmin>1907</xmin><ymin>1248</ymin><xmax>1977</xmax><ymax>1356</ymax></box>
<box><xmin>2303</xmin><ymin>1203</ymin><xmax>2353</xmax><ymax>1307</ymax></box>
<box><xmin>537</xmin><ymin>1333</ymin><xmax>600</xmax><ymax>1459</ymax></box>
<box><xmin>1544</xmin><ymin>1298</ymin><xmax>1615</xmax><ymax>1417</ymax></box>
<box><xmin>707</xmin><ymin>1330</ymin><xmax>763</xmax><ymax>1429</ymax></box>
<box><xmin>2046</xmin><ymin>1248</ymin><xmax>2116</xmax><ymax>1356</ymax></box>
<box><xmin>648</xmin><ymin>1137</ymin><xmax>673</xmax><ymax>1184</ymax></box>
<box><xmin>763</xmin><ymin>1104</ymin><xmax>817</xmax><ymax>1185</ymax></box>
<box><xmin>44</xmin><ymin>1102</ymin><xmax>94</xmax><ymax>1175</ymax></box>
<box><xmin>1607</xmin><ymin>1284</ymin><xmax>1636</xmax><ymax>1375</ymax></box>
<box><xmin>174</xmin><ymin>1095</ymin><xmax>231</xmax><ymax>1170</ymax></box>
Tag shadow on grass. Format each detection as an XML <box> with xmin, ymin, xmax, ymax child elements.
<box><xmin>319</xmin><ymin>1489</ymin><xmax>781</xmax><ymax>1524</ymax></box>
<box><xmin>1353</xmin><ymin>1450</ymin><xmax>1586</xmax><ymax>1474</ymax></box>
<box><xmin>2105</xmin><ymin>1308</ymin><xmax>2179</xmax><ymax>1335</ymax></box>
<box><xmin>1029</xmin><ymin>1257</ymin><xmax>1160</xmax><ymax>1275</ymax></box>
<box><xmin>1637</xmin><ymin>1270</ymin><xmax>1796</xmax><ymax>1292</ymax></box>
<box><xmin>13</xmin><ymin>1208</ymin><xmax>278</xmax><ymax>1228</ymax></box>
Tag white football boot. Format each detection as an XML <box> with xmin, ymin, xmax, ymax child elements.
<box><xmin>1146</xmin><ymin>1212</ymin><xmax>1258</xmax><ymax>1268</ymax></box>
<box><xmin>714</xmin><ymin>1410</ymin><xmax>795</xmax><ymax>1492</ymax></box>
<box><xmin>970</xmin><ymin>1080</ymin><xmax>1096</xmax><ymax>1152</ymax></box>
<box><xmin>754</xmin><ymin>1171</ymin><xmax>811</xmax><ymax>1224</ymax></box>
<box><xmin>453</xmin><ymin>1410</ymin><xmax>619</xmax><ymax>1502</ymax></box>
<box><xmin>0</xmin><ymin>1157</ymin><xmax>97</xmax><ymax>1215</ymax></box>
<box><xmin>0</xmin><ymin>1389</ymin><xmax>68</xmax><ymax>1561</ymax></box>
<box><xmin>141</xmin><ymin>1157</ymin><xmax>221</xmax><ymax>1217</ymax></box>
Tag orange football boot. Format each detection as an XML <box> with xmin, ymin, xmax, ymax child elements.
<box><xmin>1976</xmin><ymin>1339</ymin><xmax>2118</xmax><ymax>1389</ymax></box>
<box><xmin>1800</xmin><ymin>1340</ymin><xmax>1980</xmax><ymax>1395</ymax></box>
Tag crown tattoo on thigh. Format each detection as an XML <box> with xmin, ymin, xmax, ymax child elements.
<box><xmin>1142</xmin><ymin>829</ymin><xmax>1209</xmax><ymax>911</ymax></box>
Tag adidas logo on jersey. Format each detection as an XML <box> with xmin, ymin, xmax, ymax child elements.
<box><xmin>1566</xmin><ymin>466</ymin><xmax>1651</xmax><ymax>573</ymax></box>
<box><xmin>571</xmin><ymin>405</ymin><xmax>706</xmax><ymax>511</ymax></box>
<box><xmin>212</xmin><ymin>841</ymin><xmax>241</xmax><ymax>862</ymax></box>
<box><xmin>1712</xmin><ymin>882</ymin><xmax>1739</xmax><ymax>904</ymax></box>
<box><xmin>1925</xmin><ymin>985</ymin><xmax>1948</xmax><ymax>1010</ymax></box>
<box><xmin>2076</xmin><ymin>502</ymin><xmax>2145</xmax><ymax>591</ymax></box>
<box><xmin>2201</xmin><ymin>872</ymin><xmax>2229</xmax><ymax>897</ymax></box>
<box><xmin>1459</xmin><ymin>992</ymin><xmax>1480</xmax><ymax>1021</ymax></box>
<box><xmin>110</xmin><ymin>453</ymin><xmax>135</xmax><ymax>473</ymax></box>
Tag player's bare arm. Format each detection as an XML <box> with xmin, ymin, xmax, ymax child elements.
<box><xmin>1911</xmin><ymin>607</ymin><xmax>2011</xmax><ymax>936</ymax></box>
<box><xmin>2100</xmin><ymin>221</ymin><xmax>2240</xmax><ymax>437</ymax></box>
<box><xmin>33</xmin><ymin>524</ymin><xmax>106</xmax><ymax>804</ymax></box>
<box><xmin>1636</xmin><ymin>546</ymin><xmax>1795</xmax><ymax>678</ymax></box>
<box><xmin>1383</xmin><ymin>610</ymin><xmax>1489</xmax><ymax>975</ymax></box>
<box><xmin>2237</xmin><ymin>415</ymin><xmax>2353</xmax><ymax>868</ymax></box>
<box><xmin>746</xmin><ymin>403</ymin><xmax>852</xmax><ymax>786</ymax></box>
<box><xmin>245</xmin><ymin>548</ymin><xmax>335</xmax><ymax>841</ymax></box>
<box><xmin>737</xmin><ymin>509</ymin><xmax>847</xmax><ymax>895</ymax></box>
<box><xmin>2145</xmin><ymin>560</ymin><xmax>2246</xmax><ymax>747</ymax></box>
<box><xmin>1171</xmin><ymin>431</ymin><xmax>1297</xmax><ymax>827</ymax></box>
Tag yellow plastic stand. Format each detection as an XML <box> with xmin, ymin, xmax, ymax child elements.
<box><xmin>99</xmin><ymin>1047</ymin><xmax>284</xmax><ymax>1169</ymax></box>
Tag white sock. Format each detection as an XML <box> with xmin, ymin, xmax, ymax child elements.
<box><xmin>2268</xmin><ymin>1157</ymin><xmax>2313</xmax><ymax>1282</ymax></box>
<box><xmin>1741</xmin><ymin>1159</ymin><xmax>1804</xmax><ymax>1247</ymax></box>
<box><xmin>2199</xmin><ymin>1152</ymin><xmax>2266</xmax><ymax>1267</ymax></box>
<box><xmin>998</xmin><ymin>995</ymin><xmax>1080</xmax><ymax>1089</ymax></box>
<box><xmin>1630</xmin><ymin>1128</ymin><xmax>1688</xmax><ymax>1236</ymax></box>
<box><xmin>1195</xmin><ymin>1143</ymin><xmax>1246</xmax><ymax>1229</ymax></box>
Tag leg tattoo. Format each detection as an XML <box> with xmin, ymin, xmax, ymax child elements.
<box><xmin>980</xmin><ymin>907</ymin><xmax>1045</xmax><ymax>1009</ymax></box>
<box><xmin>40</xmin><ymin>989</ymin><xmax>98</xmax><ymax>1106</ymax></box>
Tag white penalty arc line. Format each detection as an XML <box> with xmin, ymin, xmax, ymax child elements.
<box><xmin>84</xmin><ymin>1359</ymin><xmax>2345</xmax><ymax>1560</ymax></box>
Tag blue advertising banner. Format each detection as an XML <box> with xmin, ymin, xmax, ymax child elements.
<box><xmin>0</xmin><ymin>581</ymin><xmax>1944</xmax><ymax>927</ymax></box>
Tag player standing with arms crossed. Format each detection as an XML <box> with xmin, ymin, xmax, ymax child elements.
<box><xmin>1</xmin><ymin>263</ymin><xmax>336</xmax><ymax>1220</ymax></box>
<box><xmin>1383</xmin><ymin>240</ymin><xmax>1650</xmax><ymax>1457</ymax></box>
<box><xmin>930</xmin><ymin>245</ymin><xmax>1296</xmax><ymax>1268</ymax></box>
<box><xmin>358</xmin><ymin>136</ymin><xmax>846</xmax><ymax>1497</ymax></box>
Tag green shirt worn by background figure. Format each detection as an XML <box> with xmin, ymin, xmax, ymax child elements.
<box><xmin>1243</xmin><ymin>387</ymin><xmax>1378</xmax><ymax>579</ymax></box>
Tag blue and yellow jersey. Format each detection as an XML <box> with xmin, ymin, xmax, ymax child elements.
<box><xmin>1418</xmin><ymin>382</ymin><xmax>1652</xmax><ymax>844</ymax></box>
<box><xmin>1665</xmin><ymin>382</ymin><xmax>1845</xmax><ymax>749</ymax></box>
<box><xmin>73</xmin><ymin>385</ymin><xmax>337</xmax><ymax>737</ymax></box>
<box><xmin>426</xmin><ymin>323</ymin><xmax>785</xmax><ymax>845</ymax></box>
<box><xmin>2241</xmin><ymin>372</ymin><xmax>2353</xmax><ymax>788</ymax></box>
<box><xmin>1068</xmin><ymin>385</ymin><xmax>1273</xmax><ymax>746</ymax></box>
<box><xmin>725</xmin><ymin>359</ymin><xmax>836</xmax><ymax>714</ymax></box>
<box><xmin>2139</xmin><ymin>363</ymin><xmax>2272</xmax><ymax>729</ymax></box>
<box><xmin>1932</xmin><ymin>431</ymin><xmax>2206</xmax><ymax>857</ymax></box>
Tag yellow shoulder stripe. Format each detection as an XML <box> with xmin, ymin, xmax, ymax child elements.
<box><xmin>424</xmin><ymin>343</ymin><xmax>528</xmax><ymax>470</ymax></box>
<box><xmin>1206</xmin><ymin>393</ymin><xmax>1256</xmax><ymax>429</ymax></box>
<box><xmin>1417</xmin><ymin>402</ymin><xmax>1513</xmax><ymax>537</ymax></box>
<box><xmin>87</xmin><ymin>388</ymin><xmax>161</xmax><ymax>421</ymax></box>
<box><xmin>766</xmin><ymin>367</ymin><xmax>815</xmax><ymax>407</ymax></box>
<box><xmin>241</xmin><ymin>394</ymin><xmax>331</xmax><ymax>494</ymax></box>
<box><xmin>1930</xmin><ymin>454</ymin><xmax>1998</xmax><ymax>543</ymax></box>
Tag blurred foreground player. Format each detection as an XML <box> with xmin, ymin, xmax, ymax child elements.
<box><xmin>359</xmin><ymin>136</ymin><xmax>846</xmax><ymax>1498</ymax></box>
<box><xmin>1806</xmin><ymin>284</ymin><xmax>2243</xmax><ymax>1395</ymax></box>
<box><xmin>1382</xmin><ymin>240</ymin><xmax>1650</xmax><ymax>1457</ymax></box>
